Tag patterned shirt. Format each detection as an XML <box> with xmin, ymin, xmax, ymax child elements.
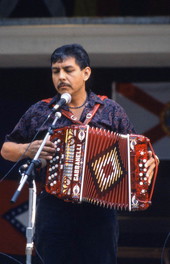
<box><xmin>6</xmin><ymin>91</ymin><xmax>135</xmax><ymax>143</ymax></box>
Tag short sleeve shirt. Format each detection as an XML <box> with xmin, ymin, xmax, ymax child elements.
<box><xmin>5</xmin><ymin>91</ymin><xmax>135</xmax><ymax>143</ymax></box>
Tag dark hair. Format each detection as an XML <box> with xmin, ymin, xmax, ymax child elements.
<box><xmin>50</xmin><ymin>44</ymin><xmax>90</xmax><ymax>69</ymax></box>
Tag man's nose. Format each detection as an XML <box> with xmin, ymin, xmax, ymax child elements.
<box><xmin>59</xmin><ymin>70</ymin><xmax>66</xmax><ymax>80</ymax></box>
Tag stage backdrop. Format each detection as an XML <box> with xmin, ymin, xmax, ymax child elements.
<box><xmin>112</xmin><ymin>82</ymin><xmax>170</xmax><ymax>160</ymax></box>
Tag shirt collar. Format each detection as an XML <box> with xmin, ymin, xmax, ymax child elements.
<box><xmin>87</xmin><ymin>90</ymin><xmax>105</xmax><ymax>107</ymax></box>
<box><xmin>48</xmin><ymin>90</ymin><xmax>105</xmax><ymax>110</ymax></box>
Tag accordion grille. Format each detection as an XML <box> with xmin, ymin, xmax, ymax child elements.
<box><xmin>82</xmin><ymin>127</ymin><xmax>129</xmax><ymax>209</ymax></box>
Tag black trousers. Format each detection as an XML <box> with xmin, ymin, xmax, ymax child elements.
<box><xmin>34</xmin><ymin>191</ymin><xmax>119</xmax><ymax>264</ymax></box>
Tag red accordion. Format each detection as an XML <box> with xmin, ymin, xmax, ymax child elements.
<box><xmin>45</xmin><ymin>125</ymin><xmax>158</xmax><ymax>211</ymax></box>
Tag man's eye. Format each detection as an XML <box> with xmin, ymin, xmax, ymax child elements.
<box><xmin>52</xmin><ymin>70</ymin><xmax>59</xmax><ymax>74</ymax></box>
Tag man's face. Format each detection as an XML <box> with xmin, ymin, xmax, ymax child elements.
<box><xmin>51</xmin><ymin>57</ymin><xmax>91</xmax><ymax>98</ymax></box>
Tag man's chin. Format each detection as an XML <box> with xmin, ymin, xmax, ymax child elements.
<box><xmin>58</xmin><ymin>87</ymin><xmax>71</xmax><ymax>93</ymax></box>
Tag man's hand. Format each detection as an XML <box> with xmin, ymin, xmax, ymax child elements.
<box><xmin>145</xmin><ymin>151</ymin><xmax>159</xmax><ymax>184</ymax></box>
<box><xmin>25</xmin><ymin>140</ymin><xmax>56</xmax><ymax>160</ymax></box>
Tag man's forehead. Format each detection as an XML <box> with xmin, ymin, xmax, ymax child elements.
<box><xmin>52</xmin><ymin>56</ymin><xmax>78</xmax><ymax>68</ymax></box>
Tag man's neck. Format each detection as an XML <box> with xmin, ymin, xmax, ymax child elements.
<box><xmin>68</xmin><ymin>91</ymin><xmax>87</xmax><ymax>108</ymax></box>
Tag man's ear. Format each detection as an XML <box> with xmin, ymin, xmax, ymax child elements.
<box><xmin>83</xmin><ymin>67</ymin><xmax>91</xmax><ymax>81</ymax></box>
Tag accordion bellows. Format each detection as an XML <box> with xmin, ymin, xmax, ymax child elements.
<box><xmin>45</xmin><ymin>125</ymin><xmax>158</xmax><ymax>211</ymax></box>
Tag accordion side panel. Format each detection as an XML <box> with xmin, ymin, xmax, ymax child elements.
<box><xmin>129</xmin><ymin>135</ymin><xmax>151</xmax><ymax>211</ymax></box>
<box><xmin>46</xmin><ymin>126</ymin><xmax>87</xmax><ymax>201</ymax></box>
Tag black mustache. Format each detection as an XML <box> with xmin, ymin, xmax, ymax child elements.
<box><xmin>58</xmin><ymin>83</ymin><xmax>71</xmax><ymax>89</ymax></box>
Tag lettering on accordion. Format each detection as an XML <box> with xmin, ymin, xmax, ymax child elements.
<box><xmin>45</xmin><ymin>126</ymin><xmax>87</xmax><ymax>202</ymax></box>
<box><xmin>45</xmin><ymin>125</ymin><xmax>158</xmax><ymax>211</ymax></box>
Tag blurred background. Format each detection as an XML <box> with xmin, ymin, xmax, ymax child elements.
<box><xmin>0</xmin><ymin>1</ymin><xmax>170</xmax><ymax>263</ymax></box>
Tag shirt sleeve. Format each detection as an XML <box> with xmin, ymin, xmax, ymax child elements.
<box><xmin>5</xmin><ymin>101</ymin><xmax>50</xmax><ymax>143</ymax></box>
<box><xmin>113</xmin><ymin>102</ymin><xmax>136</xmax><ymax>134</ymax></box>
<box><xmin>94</xmin><ymin>98</ymin><xmax>136</xmax><ymax>134</ymax></box>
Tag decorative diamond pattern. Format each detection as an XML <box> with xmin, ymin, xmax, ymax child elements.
<box><xmin>88</xmin><ymin>144</ymin><xmax>126</xmax><ymax>194</ymax></box>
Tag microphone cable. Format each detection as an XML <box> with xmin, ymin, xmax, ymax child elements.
<box><xmin>0</xmin><ymin>112</ymin><xmax>56</xmax><ymax>264</ymax></box>
<box><xmin>0</xmin><ymin>252</ymin><xmax>23</xmax><ymax>264</ymax></box>
<box><xmin>161</xmin><ymin>231</ymin><xmax>170</xmax><ymax>264</ymax></box>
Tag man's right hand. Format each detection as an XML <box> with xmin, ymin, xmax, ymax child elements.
<box><xmin>1</xmin><ymin>139</ymin><xmax>56</xmax><ymax>162</ymax></box>
<box><xmin>25</xmin><ymin>140</ymin><xmax>56</xmax><ymax>160</ymax></box>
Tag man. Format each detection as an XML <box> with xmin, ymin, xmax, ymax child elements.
<box><xmin>1</xmin><ymin>44</ymin><xmax>156</xmax><ymax>263</ymax></box>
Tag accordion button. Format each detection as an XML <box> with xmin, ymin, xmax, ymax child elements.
<box><xmin>48</xmin><ymin>176</ymin><xmax>51</xmax><ymax>180</ymax></box>
<box><xmin>139</xmin><ymin>182</ymin><xmax>143</xmax><ymax>185</ymax></box>
<box><xmin>139</xmin><ymin>173</ymin><xmax>143</xmax><ymax>177</ymax></box>
<box><xmin>143</xmin><ymin>159</ymin><xmax>147</xmax><ymax>163</ymax></box>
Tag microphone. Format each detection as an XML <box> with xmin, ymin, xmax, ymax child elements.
<box><xmin>52</xmin><ymin>93</ymin><xmax>71</xmax><ymax>112</ymax></box>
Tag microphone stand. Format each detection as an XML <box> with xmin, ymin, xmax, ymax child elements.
<box><xmin>11</xmin><ymin>111</ymin><xmax>62</xmax><ymax>264</ymax></box>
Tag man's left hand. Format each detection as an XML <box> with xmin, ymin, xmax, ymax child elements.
<box><xmin>145</xmin><ymin>151</ymin><xmax>159</xmax><ymax>184</ymax></box>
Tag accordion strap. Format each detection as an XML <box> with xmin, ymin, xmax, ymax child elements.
<box><xmin>61</xmin><ymin>95</ymin><xmax>107</xmax><ymax>125</ymax></box>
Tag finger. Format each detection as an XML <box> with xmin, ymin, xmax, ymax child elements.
<box><xmin>39</xmin><ymin>151</ymin><xmax>54</xmax><ymax>160</ymax></box>
<box><xmin>146</xmin><ymin>163</ymin><xmax>155</xmax><ymax>184</ymax></box>
<box><xmin>155</xmin><ymin>155</ymin><xmax>160</xmax><ymax>165</ymax></box>
<box><xmin>45</xmin><ymin>140</ymin><xmax>57</xmax><ymax>148</ymax></box>
<box><xmin>43</xmin><ymin>146</ymin><xmax>56</xmax><ymax>154</ymax></box>
<box><xmin>145</xmin><ymin>150</ymin><xmax>155</xmax><ymax>165</ymax></box>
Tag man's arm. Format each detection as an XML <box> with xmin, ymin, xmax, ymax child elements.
<box><xmin>1</xmin><ymin>140</ymin><xmax>57</xmax><ymax>162</ymax></box>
